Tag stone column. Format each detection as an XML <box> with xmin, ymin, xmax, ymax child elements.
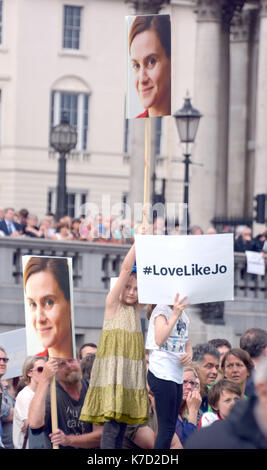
<box><xmin>190</xmin><ymin>0</ymin><xmax>229</xmax><ymax>231</ymax></box>
<box><xmin>245</xmin><ymin>9</ymin><xmax>259</xmax><ymax>217</ymax></box>
<box><xmin>227</xmin><ymin>10</ymin><xmax>250</xmax><ymax>217</ymax></box>
<box><xmin>254</xmin><ymin>0</ymin><xmax>267</xmax><ymax>232</ymax></box>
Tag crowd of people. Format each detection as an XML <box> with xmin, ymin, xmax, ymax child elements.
<box><xmin>0</xmin><ymin>239</ymin><xmax>267</xmax><ymax>451</ymax></box>
<box><xmin>0</xmin><ymin>206</ymin><xmax>267</xmax><ymax>252</ymax></box>
<box><xmin>1</xmin><ymin>330</ymin><xmax>267</xmax><ymax>450</ymax></box>
<box><xmin>0</xmin><ymin>207</ymin><xmax>136</xmax><ymax>244</ymax></box>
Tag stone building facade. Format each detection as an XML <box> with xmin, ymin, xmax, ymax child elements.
<box><xmin>0</xmin><ymin>0</ymin><xmax>265</xmax><ymax>231</ymax></box>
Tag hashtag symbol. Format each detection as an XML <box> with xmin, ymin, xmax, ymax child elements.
<box><xmin>143</xmin><ymin>266</ymin><xmax>152</xmax><ymax>275</ymax></box>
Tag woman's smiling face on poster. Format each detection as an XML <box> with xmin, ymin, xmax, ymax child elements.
<box><xmin>130</xmin><ymin>28</ymin><xmax>171</xmax><ymax>117</ymax></box>
<box><xmin>25</xmin><ymin>270</ymin><xmax>71</xmax><ymax>353</ymax></box>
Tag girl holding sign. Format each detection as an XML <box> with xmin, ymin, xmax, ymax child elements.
<box><xmin>145</xmin><ymin>294</ymin><xmax>192</xmax><ymax>449</ymax></box>
<box><xmin>80</xmin><ymin>243</ymin><xmax>149</xmax><ymax>449</ymax></box>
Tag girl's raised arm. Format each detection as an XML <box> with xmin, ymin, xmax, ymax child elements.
<box><xmin>154</xmin><ymin>294</ymin><xmax>189</xmax><ymax>346</ymax></box>
<box><xmin>105</xmin><ymin>243</ymin><xmax>136</xmax><ymax>312</ymax></box>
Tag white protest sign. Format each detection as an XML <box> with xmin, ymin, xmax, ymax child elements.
<box><xmin>245</xmin><ymin>251</ymin><xmax>265</xmax><ymax>276</ymax></box>
<box><xmin>0</xmin><ymin>328</ymin><xmax>27</xmax><ymax>379</ymax></box>
<box><xmin>135</xmin><ymin>234</ymin><xmax>234</xmax><ymax>305</ymax></box>
<box><xmin>110</xmin><ymin>277</ymin><xmax>118</xmax><ymax>290</ymax></box>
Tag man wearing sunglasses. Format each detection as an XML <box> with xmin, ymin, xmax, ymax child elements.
<box><xmin>28</xmin><ymin>358</ymin><xmax>103</xmax><ymax>449</ymax></box>
<box><xmin>0</xmin><ymin>347</ymin><xmax>15</xmax><ymax>448</ymax></box>
<box><xmin>13</xmin><ymin>356</ymin><xmax>46</xmax><ymax>448</ymax></box>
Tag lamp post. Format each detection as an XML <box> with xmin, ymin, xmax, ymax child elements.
<box><xmin>50</xmin><ymin>115</ymin><xmax>77</xmax><ymax>221</ymax></box>
<box><xmin>173</xmin><ymin>93</ymin><xmax>202</xmax><ymax>233</ymax></box>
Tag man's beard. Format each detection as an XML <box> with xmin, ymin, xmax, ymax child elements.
<box><xmin>62</xmin><ymin>369</ymin><xmax>81</xmax><ymax>384</ymax></box>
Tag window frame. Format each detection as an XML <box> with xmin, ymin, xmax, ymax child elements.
<box><xmin>62</xmin><ymin>5</ymin><xmax>83</xmax><ymax>51</ymax></box>
<box><xmin>50</xmin><ymin>90</ymin><xmax>90</xmax><ymax>151</ymax></box>
<box><xmin>47</xmin><ymin>188</ymin><xmax>88</xmax><ymax>219</ymax></box>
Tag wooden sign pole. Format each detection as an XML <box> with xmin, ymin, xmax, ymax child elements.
<box><xmin>142</xmin><ymin>118</ymin><xmax>151</xmax><ymax>227</ymax></box>
<box><xmin>50</xmin><ymin>368</ymin><xmax>59</xmax><ymax>449</ymax></box>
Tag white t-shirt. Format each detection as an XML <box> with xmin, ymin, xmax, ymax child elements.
<box><xmin>13</xmin><ymin>385</ymin><xmax>35</xmax><ymax>449</ymax></box>
<box><xmin>145</xmin><ymin>304</ymin><xmax>189</xmax><ymax>384</ymax></box>
<box><xmin>199</xmin><ymin>411</ymin><xmax>220</xmax><ymax>428</ymax></box>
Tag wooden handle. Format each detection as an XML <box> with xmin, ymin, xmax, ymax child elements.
<box><xmin>142</xmin><ymin>118</ymin><xmax>151</xmax><ymax>228</ymax></box>
<box><xmin>50</xmin><ymin>376</ymin><xmax>59</xmax><ymax>449</ymax></box>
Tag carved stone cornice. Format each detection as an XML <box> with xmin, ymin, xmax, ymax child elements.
<box><xmin>260</xmin><ymin>0</ymin><xmax>267</xmax><ymax>17</ymax></box>
<box><xmin>221</xmin><ymin>0</ymin><xmax>246</xmax><ymax>30</ymax></box>
<box><xmin>195</xmin><ymin>0</ymin><xmax>247</xmax><ymax>31</ymax></box>
<box><xmin>230</xmin><ymin>10</ymin><xmax>251</xmax><ymax>42</ymax></box>
<box><xmin>124</xmin><ymin>0</ymin><xmax>170</xmax><ymax>14</ymax></box>
<box><xmin>194</xmin><ymin>0</ymin><xmax>222</xmax><ymax>23</ymax></box>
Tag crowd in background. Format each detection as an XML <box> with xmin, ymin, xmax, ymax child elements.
<box><xmin>0</xmin><ymin>206</ymin><xmax>266</xmax><ymax>252</ymax></box>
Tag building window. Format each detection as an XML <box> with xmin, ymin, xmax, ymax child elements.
<box><xmin>0</xmin><ymin>1</ymin><xmax>3</xmax><ymax>44</ymax></box>
<box><xmin>47</xmin><ymin>189</ymin><xmax>87</xmax><ymax>219</ymax></box>
<box><xmin>61</xmin><ymin>92</ymin><xmax>78</xmax><ymax>128</ymax></box>
<box><xmin>51</xmin><ymin>91</ymin><xmax>90</xmax><ymax>151</ymax></box>
<box><xmin>63</xmin><ymin>5</ymin><xmax>82</xmax><ymax>50</ymax></box>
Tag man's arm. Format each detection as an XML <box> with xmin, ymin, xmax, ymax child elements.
<box><xmin>0</xmin><ymin>398</ymin><xmax>12</xmax><ymax>422</ymax></box>
<box><xmin>49</xmin><ymin>425</ymin><xmax>103</xmax><ymax>449</ymax></box>
<box><xmin>28</xmin><ymin>359</ymin><xmax>58</xmax><ymax>429</ymax></box>
<box><xmin>2</xmin><ymin>407</ymin><xmax>13</xmax><ymax>422</ymax></box>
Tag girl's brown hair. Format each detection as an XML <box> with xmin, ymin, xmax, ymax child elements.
<box><xmin>146</xmin><ymin>304</ymin><xmax>156</xmax><ymax>320</ymax></box>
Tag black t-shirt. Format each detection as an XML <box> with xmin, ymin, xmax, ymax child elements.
<box><xmin>30</xmin><ymin>379</ymin><xmax>92</xmax><ymax>449</ymax></box>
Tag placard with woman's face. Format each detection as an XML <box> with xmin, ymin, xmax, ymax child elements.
<box><xmin>126</xmin><ymin>14</ymin><xmax>171</xmax><ymax>119</ymax></box>
<box><xmin>22</xmin><ymin>255</ymin><xmax>76</xmax><ymax>359</ymax></box>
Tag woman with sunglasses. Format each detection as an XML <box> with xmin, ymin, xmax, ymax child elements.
<box><xmin>13</xmin><ymin>356</ymin><xmax>46</xmax><ymax>448</ymax></box>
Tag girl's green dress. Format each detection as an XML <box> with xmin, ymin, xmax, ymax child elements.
<box><xmin>80</xmin><ymin>304</ymin><xmax>149</xmax><ymax>425</ymax></box>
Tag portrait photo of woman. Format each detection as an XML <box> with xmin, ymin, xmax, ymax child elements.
<box><xmin>126</xmin><ymin>14</ymin><xmax>171</xmax><ymax>119</ymax></box>
<box><xmin>23</xmin><ymin>256</ymin><xmax>75</xmax><ymax>360</ymax></box>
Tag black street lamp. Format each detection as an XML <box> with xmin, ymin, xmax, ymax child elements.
<box><xmin>50</xmin><ymin>115</ymin><xmax>77</xmax><ymax>221</ymax></box>
<box><xmin>173</xmin><ymin>93</ymin><xmax>202</xmax><ymax>233</ymax></box>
